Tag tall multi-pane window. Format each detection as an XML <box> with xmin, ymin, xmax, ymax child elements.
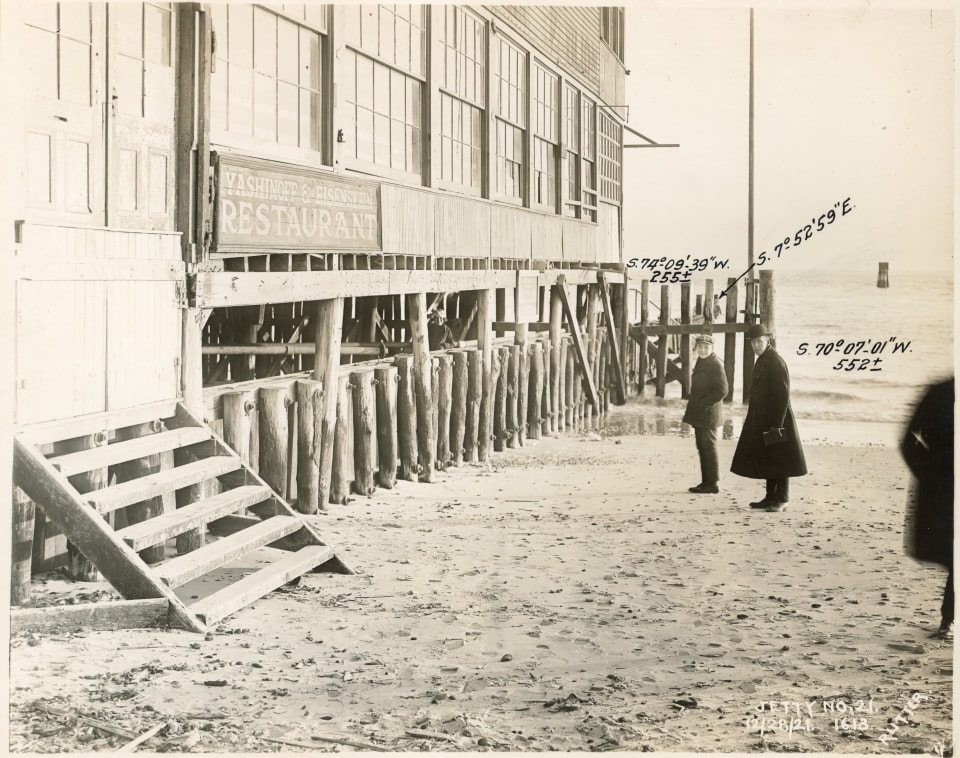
<box><xmin>598</xmin><ymin>111</ymin><xmax>622</xmax><ymax>203</ymax></box>
<box><xmin>343</xmin><ymin>5</ymin><xmax>425</xmax><ymax>176</ymax></box>
<box><xmin>494</xmin><ymin>37</ymin><xmax>526</xmax><ymax>200</ymax></box>
<box><xmin>531</xmin><ymin>63</ymin><xmax>558</xmax><ymax>209</ymax></box>
<box><xmin>438</xmin><ymin>6</ymin><xmax>484</xmax><ymax>193</ymax></box>
<box><xmin>562</xmin><ymin>84</ymin><xmax>580</xmax><ymax>218</ymax></box>
<box><xmin>601</xmin><ymin>7</ymin><xmax>624</xmax><ymax>62</ymax></box>
<box><xmin>210</xmin><ymin>4</ymin><xmax>325</xmax><ymax>153</ymax></box>
<box><xmin>581</xmin><ymin>96</ymin><xmax>597</xmax><ymax>222</ymax></box>
<box><xmin>112</xmin><ymin>3</ymin><xmax>172</xmax><ymax>120</ymax></box>
<box><xmin>23</xmin><ymin>3</ymin><xmax>93</xmax><ymax>105</ymax></box>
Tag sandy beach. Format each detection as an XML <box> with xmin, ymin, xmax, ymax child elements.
<box><xmin>7</xmin><ymin>412</ymin><xmax>953</xmax><ymax>754</ymax></box>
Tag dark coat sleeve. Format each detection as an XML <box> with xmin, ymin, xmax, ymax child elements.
<box><xmin>702</xmin><ymin>356</ymin><xmax>728</xmax><ymax>407</ymax></box>
<box><xmin>766</xmin><ymin>351</ymin><xmax>790</xmax><ymax>428</ymax></box>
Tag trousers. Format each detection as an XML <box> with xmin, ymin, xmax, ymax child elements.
<box><xmin>695</xmin><ymin>427</ymin><xmax>719</xmax><ymax>485</ymax></box>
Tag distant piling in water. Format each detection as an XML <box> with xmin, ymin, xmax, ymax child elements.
<box><xmin>877</xmin><ymin>262</ymin><xmax>890</xmax><ymax>288</ymax></box>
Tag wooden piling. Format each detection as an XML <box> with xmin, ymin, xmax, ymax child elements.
<box><xmin>505</xmin><ymin>344</ymin><xmax>519</xmax><ymax>448</ymax></box>
<box><xmin>314</xmin><ymin>297</ymin><xmax>344</xmax><ymax>510</ymax></box>
<box><xmin>222</xmin><ymin>390</ymin><xmax>258</xmax><ymax>468</ymax></box>
<box><xmin>295</xmin><ymin>380</ymin><xmax>323</xmax><ymax>514</ymax></box>
<box><xmin>11</xmin><ymin>487</ymin><xmax>36</xmax><ymax>605</ymax></box>
<box><xmin>515</xmin><ymin>325</ymin><xmax>529</xmax><ymax>446</ymax></box>
<box><xmin>585</xmin><ymin>285</ymin><xmax>599</xmax><ymax>427</ymax></box>
<box><xmin>330</xmin><ymin>374</ymin><xmax>351</xmax><ymax>504</ymax></box>
<box><xmin>407</xmin><ymin>292</ymin><xmax>435</xmax><ymax>482</ymax></box>
<box><xmin>742</xmin><ymin>278</ymin><xmax>758</xmax><ymax>402</ymax></box>
<box><xmin>477</xmin><ymin>289</ymin><xmax>494</xmax><ymax>462</ymax></box>
<box><xmin>877</xmin><ymin>262</ymin><xmax>889</xmax><ymax>288</ymax></box>
<box><xmin>374</xmin><ymin>365</ymin><xmax>398</xmax><ymax>488</ymax></box>
<box><xmin>60</xmin><ymin>434</ymin><xmax>107</xmax><ymax>579</ymax></box>
<box><xmin>558</xmin><ymin>336</ymin><xmax>568</xmax><ymax>432</ymax></box>
<box><xmin>115</xmin><ymin>423</ymin><xmax>169</xmax><ymax>565</ymax></box>
<box><xmin>564</xmin><ymin>337</ymin><xmax>575</xmax><ymax>430</ymax></box>
<box><xmin>549</xmin><ymin>287</ymin><xmax>563</xmax><ymax>432</ymax></box>
<box><xmin>655</xmin><ymin>285</ymin><xmax>670</xmax><ymax>398</ymax></box>
<box><xmin>638</xmin><ymin>280</ymin><xmax>649</xmax><ymax>393</ymax></box>
<box><xmin>395</xmin><ymin>354</ymin><xmax>419</xmax><ymax>481</ymax></box>
<box><xmin>759</xmin><ymin>269</ymin><xmax>776</xmax><ymax>344</ymax></box>
<box><xmin>724</xmin><ymin>277</ymin><xmax>739</xmax><ymax>403</ymax></box>
<box><xmin>704</xmin><ymin>279</ymin><xmax>715</xmax><ymax>326</ymax></box>
<box><xmin>494</xmin><ymin>346</ymin><xmax>509</xmax><ymax>452</ymax></box>
<box><xmin>527</xmin><ymin>342</ymin><xmax>544</xmax><ymax>440</ymax></box>
<box><xmin>680</xmin><ymin>282</ymin><xmax>692</xmax><ymax>398</ymax></box>
<box><xmin>436</xmin><ymin>354</ymin><xmax>453</xmax><ymax>469</ymax></box>
<box><xmin>598</xmin><ymin>331</ymin><xmax>608</xmax><ymax>417</ymax></box>
<box><xmin>258</xmin><ymin>385</ymin><xmax>291</xmax><ymax>504</ymax></box>
<box><xmin>464</xmin><ymin>348</ymin><xmax>481</xmax><ymax>462</ymax></box>
<box><xmin>449</xmin><ymin>350</ymin><xmax>468</xmax><ymax>466</ymax></box>
<box><xmin>541</xmin><ymin>336</ymin><xmax>552</xmax><ymax>435</ymax></box>
<box><xmin>350</xmin><ymin>368</ymin><xmax>377</xmax><ymax>496</ymax></box>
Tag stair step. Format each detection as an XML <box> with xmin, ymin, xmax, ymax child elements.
<box><xmin>118</xmin><ymin>485</ymin><xmax>274</xmax><ymax>551</ymax></box>
<box><xmin>87</xmin><ymin>456</ymin><xmax>241</xmax><ymax>515</ymax></box>
<box><xmin>156</xmin><ymin>515</ymin><xmax>303</xmax><ymax>588</ymax></box>
<box><xmin>190</xmin><ymin>545</ymin><xmax>335</xmax><ymax>626</ymax></box>
<box><xmin>49</xmin><ymin>427</ymin><xmax>211</xmax><ymax>477</ymax></box>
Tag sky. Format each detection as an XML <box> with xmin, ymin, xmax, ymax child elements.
<box><xmin>621</xmin><ymin>4</ymin><xmax>956</xmax><ymax>274</ymax></box>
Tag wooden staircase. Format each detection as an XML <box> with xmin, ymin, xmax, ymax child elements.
<box><xmin>13</xmin><ymin>401</ymin><xmax>351</xmax><ymax>633</ymax></box>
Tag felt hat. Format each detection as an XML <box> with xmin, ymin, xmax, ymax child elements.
<box><xmin>746</xmin><ymin>323</ymin><xmax>772</xmax><ymax>340</ymax></box>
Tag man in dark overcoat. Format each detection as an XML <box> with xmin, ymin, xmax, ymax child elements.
<box><xmin>683</xmin><ymin>335</ymin><xmax>728</xmax><ymax>493</ymax></box>
<box><xmin>731</xmin><ymin>323</ymin><xmax>807</xmax><ymax>511</ymax></box>
<box><xmin>901</xmin><ymin>377</ymin><xmax>954</xmax><ymax>637</ymax></box>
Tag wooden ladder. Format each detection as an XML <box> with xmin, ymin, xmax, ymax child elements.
<box><xmin>13</xmin><ymin>401</ymin><xmax>351</xmax><ymax>633</ymax></box>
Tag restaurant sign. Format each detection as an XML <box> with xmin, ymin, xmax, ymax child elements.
<box><xmin>214</xmin><ymin>154</ymin><xmax>381</xmax><ymax>251</ymax></box>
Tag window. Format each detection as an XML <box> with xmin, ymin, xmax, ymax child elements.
<box><xmin>581</xmin><ymin>96</ymin><xmax>597</xmax><ymax>222</ymax></box>
<box><xmin>494</xmin><ymin>37</ymin><xmax>526</xmax><ymax>200</ymax></box>
<box><xmin>112</xmin><ymin>2</ymin><xmax>173</xmax><ymax>119</ymax></box>
<box><xmin>562</xmin><ymin>84</ymin><xmax>580</xmax><ymax>217</ymax></box>
<box><xmin>532</xmin><ymin>63</ymin><xmax>558</xmax><ymax>209</ymax></box>
<box><xmin>598</xmin><ymin>111</ymin><xmax>622</xmax><ymax>203</ymax></box>
<box><xmin>23</xmin><ymin>3</ymin><xmax>93</xmax><ymax>105</ymax></box>
<box><xmin>438</xmin><ymin>6</ymin><xmax>484</xmax><ymax>192</ymax></box>
<box><xmin>601</xmin><ymin>7</ymin><xmax>624</xmax><ymax>62</ymax></box>
<box><xmin>343</xmin><ymin>5</ymin><xmax>425</xmax><ymax>176</ymax></box>
<box><xmin>210</xmin><ymin>4</ymin><xmax>324</xmax><ymax>153</ymax></box>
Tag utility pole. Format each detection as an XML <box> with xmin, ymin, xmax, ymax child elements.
<box><xmin>747</xmin><ymin>7</ymin><xmax>755</xmax><ymax>278</ymax></box>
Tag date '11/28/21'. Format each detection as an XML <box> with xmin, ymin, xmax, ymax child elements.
<box><xmin>756</xmin><ymin>197</ymin><xmax>854</xmax><ymax>266</ymax></box>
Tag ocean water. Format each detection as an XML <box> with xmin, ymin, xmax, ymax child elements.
<box><xmin>606</xmin><ymin>268</ymin><xmax>954</xmax><ymax>446</ymax></box>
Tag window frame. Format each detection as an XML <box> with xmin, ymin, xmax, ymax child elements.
<box><xmin>531</xmin><ymin>58</ymin><xmax>559</xmax><ymax>212</ymax></box>
<box><xmin>598</xmin><ymin>108</ymin><xmax>623</xmax><ymax>204</ymax></box>
<box><xmin>492</xmin><ymin>32</ymin><xmax>527</xmax><ymax>206</ymax></box>
<box><xmin>209</xmin><ymin>3</ymin><xmax>330</xmax><ymax>167</ymax></box>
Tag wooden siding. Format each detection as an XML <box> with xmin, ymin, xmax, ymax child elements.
<box><xmin>490</xmin><ymin>6</ymin><xmax>602</xmax><ymax>91</ymax></box>
<box><xmin>15</xmin><ymin>224</ymin><xmax>184</xmax><ymax>426</ymax></box>
<box><xmin>599</xmin><ymin>43</ymin><xmax>626</xmax><ymax>108</ymax></box>
<box><xmin>490</xmin><ymin>205</ymin><xmax>533</xmax><ymax>261</ymax></box>
<box><xmin>531</xmin><ymin>213</ymin><xmax>563</xmax><ymax>261</ymax></box>
<box><xmin>597</xmin><ymin>203</ymin><xmax>621</xmax><ymax>264</ymax></box>
<box><xmin>435</xmin><ymin>194</ymin><xmax>491</xmax><ymax>259</ymax></box>
<box><xmin>380</xmin><ymin>184</ymin><xmax>436</xmax><ymax>256</ymax></box>
<box><xmin>562</xmin><ymin>218</ymin><xmax>597</xmax><ymax>264</ymax></box>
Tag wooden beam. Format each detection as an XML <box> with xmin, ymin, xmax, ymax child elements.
<box><xmin>9</xmin><ymin>599</ymin><xmax>169</xmax><ymax>635</ymax></box>
<box><xmin>630</xmin><ymin>321</ymin><xmax>751</xmax><ymax>338</ymax></box>
<box><xmin>555</xmin><ymin>277</ymin><xmax>599</xmax><ymax>408</ymax></box>
<box><xmin>196</xmin><ymin>270</ymin><xmax>518</xmax><ymax>308</ymax></box>
<box><xmin>16</xmin><ymin>401</ymin><xmax>178</xmax><ymax>447</ymax></box>
<box><xmin>597</xmin><ymin>273</ymin><xmax>626</xmax><ymax>405</ymax></box>
<box><xmin>14</xmin><ymin>259</ymin><xmax>185</xmax><ymax>281</ymax></box>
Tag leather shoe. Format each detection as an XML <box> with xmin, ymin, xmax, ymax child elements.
<box><xmin>689</xmin><ymin>483</ymin><xmax>719</xmax><ymax>494</ymax></box>
<box><xmin>749</xmin><ymin>498</ymin><xmax>774</xmax><ymax>509</ymax></box>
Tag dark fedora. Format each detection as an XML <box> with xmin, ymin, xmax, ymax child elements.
<box><xmin>746</xmin><ymin>323</ymin><xmax>772</xmax><ymax>340</ymax></box>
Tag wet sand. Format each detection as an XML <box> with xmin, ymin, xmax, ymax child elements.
<box><xmin>7</xmin><ymin>414</ymin><xmax>953</xmax><ymax>753</ymax></box>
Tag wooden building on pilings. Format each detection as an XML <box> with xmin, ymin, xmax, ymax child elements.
<box><xmin>4</xmin><ymin>2</ymin><xmax>633</xmax><ymax>630</ymax></box>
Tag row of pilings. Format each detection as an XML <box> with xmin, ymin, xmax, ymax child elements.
<box><xmin>209</xmin><ymin>328</ymin><xmax>616</xmax><ymax>511</ymax></box>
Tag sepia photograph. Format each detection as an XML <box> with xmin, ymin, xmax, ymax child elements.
<box><xmin>1</xmin><ymin>0</ymin><xmax>955</xmax><ymax>754</ymax></box>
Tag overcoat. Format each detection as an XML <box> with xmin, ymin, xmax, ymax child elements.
<box><xmin>901</xmin><ymin>379</ymin><xmax>954</xmax><ymax>568</ymax></box>
<box><xmin>730</xmin><ymin>346</ymin><xmax>808</xmax><ymax>479</ymax></box>
<box><xmin>682</xmin><ymin>353</ymin><xmax>728</xmax><ymax>429</ymax></box>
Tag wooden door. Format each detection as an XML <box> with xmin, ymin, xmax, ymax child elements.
<box><xmin>21</xmin><ymin>2</ymin><xmax>106</xmax><ymax>226</ymax></box>
<box><xmin>107</xmin><ymin>2</ymin><xmax>177</xmax><ymax>231</ymax></box>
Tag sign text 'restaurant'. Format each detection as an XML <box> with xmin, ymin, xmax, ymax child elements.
<box><xmin>216</xmin><ymin>157</ymin><xmax>380</xmax><ymax>251</ymax></box>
